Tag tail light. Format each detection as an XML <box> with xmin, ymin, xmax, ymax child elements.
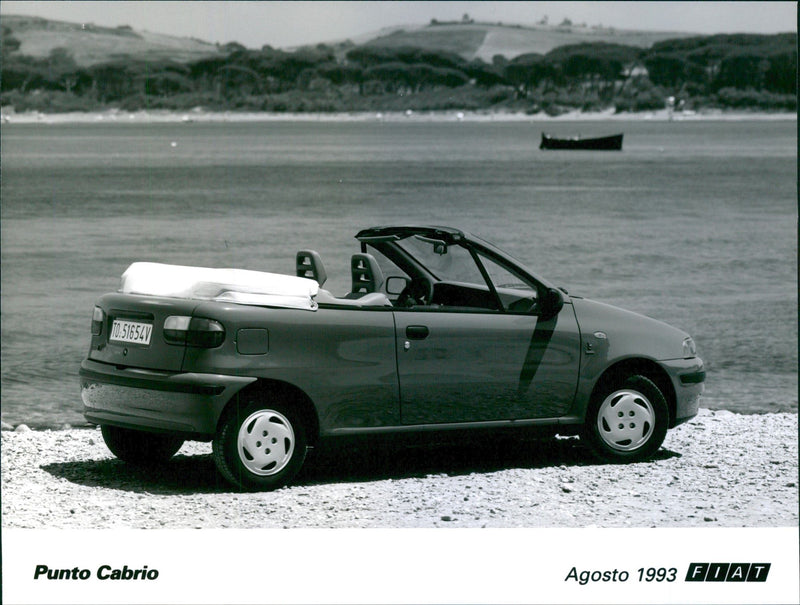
<box><xmin>91</xmin><ymin>306</ymin><xmax>105</xmax><ymax>335</ymax></box>
<box><xmin>164</xmin><ymin>316</ymin><xmax>225</xmax><ymax>348</ymax></box>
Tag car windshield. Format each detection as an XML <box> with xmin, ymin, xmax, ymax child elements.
<box><xmin>397</xmin><ymin>236</ymin><xmax>483</xmax><ymax>283</ymax></box>
<box><xmin>396</xmin><ymin>234</ymin><xmax>537</xmax><ymax>312</ymax></box>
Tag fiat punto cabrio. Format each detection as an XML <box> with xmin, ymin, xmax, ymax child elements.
<box><xmin>80</xmin><ymin>226</ymin><xmax>704</xmax><ymax>490</ymax></box>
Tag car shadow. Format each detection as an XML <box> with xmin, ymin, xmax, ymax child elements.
<box><xmin>41</xmin><ymin>436</ymin><xmax>681</xmax><ymax>495</ymax></box>
<box><xmin>299</xmin><ymin>435</ymin><xmax>585</xmax><ymax>486</ymax></box>
<box><xmin>298</xmin><ymin>436</ymin><xmax>681</xmax><ymax>486</ymax></box>
<box><xmin>41</xmin><ymin>454</ymin><xmax>228</xmax><ymax>495</ymax></box>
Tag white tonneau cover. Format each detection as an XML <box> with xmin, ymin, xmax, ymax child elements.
<box><xmin>120</xmin><ymin>262</ymin><xmax>320</xmax><ymax>311</ymax></box>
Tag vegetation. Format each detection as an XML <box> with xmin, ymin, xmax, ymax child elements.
<box><xmin>1</xmin><ymin>32</ymin><xmax>795</xmax><ymax>114</ymax></box>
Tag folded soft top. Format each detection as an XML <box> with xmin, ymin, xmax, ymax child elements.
<box><xmin>119</xmin><ymin>262</ymin><xmax>320</xmax><ymax>311</ymax></box>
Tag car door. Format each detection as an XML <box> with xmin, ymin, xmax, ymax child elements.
<box><xmin>394</xmin><ymin>306</ymin><xmax>580</xmax><ymax>425</ymax></box>
<box><xmin>391</xmin><ymin>244</ymin><xmax>581</xmax><ymax>425</ymax></box>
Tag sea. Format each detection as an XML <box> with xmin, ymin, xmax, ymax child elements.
<box><xmin>1</xmin><ymin>117</ymin><xmax>796</xmax><ymax>427</ymax></box>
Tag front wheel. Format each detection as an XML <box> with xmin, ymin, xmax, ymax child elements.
<box><xmin>213</xmin><ymin>398</ymin><xmax>308</xmax><ymax>491</ymax></box>
<box><xmin>581</xmin><ymin>375</ymin><xmax>669</xmax><ymax>462</ymax></box>
<box><xmin>101</xmin><ymin>425</ymin><xmax>184</xmax><ymax>466</ymax></box>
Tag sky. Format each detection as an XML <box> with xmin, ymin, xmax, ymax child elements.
<box><xmin>1</xmin><ymin>1</ymin><xmax>796</xmax><ymax>49</ymax></box>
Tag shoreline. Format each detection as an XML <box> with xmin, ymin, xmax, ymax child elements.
<box><xmin>1</xmin><ymin>107</ymin><xmax>797</xmax><ymax>125</ymax></box>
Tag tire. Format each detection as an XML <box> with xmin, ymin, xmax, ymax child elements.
<box><xmin>101</xmin><ymin>425</ymin><xmax>184</xmax><ymax>466</ymax></box>
<box><xmin>581</xmin><ymin>374</ymin><xmax>669</xmax><ymax>462</ymax></box>
<box><xmin>212</xmin><ymin>397</ymin><xmax>308</xmax><ymax>491</ymax></box>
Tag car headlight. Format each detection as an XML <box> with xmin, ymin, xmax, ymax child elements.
<box><xmin>682</xmin><ymin>337</ymin><xmax>697</xmax><ymax>358</ymax></box>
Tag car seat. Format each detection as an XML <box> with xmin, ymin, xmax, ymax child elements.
<box><xmin>296</xmin><ymin>250</ymin><xmax>391</xmax><ymax>307</ymax></box>
<box><xmin>296</xmin><ymin>250</ymin><xmax>327</xmax><ymax>286</ymax></box>
<box><xmin>346</xmin><ymin>253</ymin><xmax>384</xmax><ymax>298</ymax></box>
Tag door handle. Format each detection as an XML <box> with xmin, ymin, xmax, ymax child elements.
<box><xmin>406</xmin><ymin>325</ymin><xmax>429</xmax><ymax>340</ymax></box>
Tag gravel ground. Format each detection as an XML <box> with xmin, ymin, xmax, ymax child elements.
<box><xmin>2</xmin><ymin>409</ymin><xmax>797</xmax><ymax>529</ymax></box>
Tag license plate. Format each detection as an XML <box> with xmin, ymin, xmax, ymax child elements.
<box><xmin>110</xmin><ymin>319</ymin><xmax>153</xmax><ymax>345</ymax></box>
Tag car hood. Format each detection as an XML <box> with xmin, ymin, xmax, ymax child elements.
<box><xmin>570</xmin><ymin>296</ymin><xmax>690</xmax><ymax>361</ymax></box>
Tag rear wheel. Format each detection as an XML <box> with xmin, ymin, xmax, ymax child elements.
<box><xmin>581</xmin><ymin>375</ymin><xmax>669</xmax><ymax>462</ymax></box>
<box><xmin>101</xmin><ymin>425</ymin><xmax>184</xmax><ymax>465</ymax></box>
<box><xmin>213</xmin><ymin>397</ymin><xmax>308</xmax><ymax>491</ymax></box>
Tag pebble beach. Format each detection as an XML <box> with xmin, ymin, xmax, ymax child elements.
<box><xmin>2</xmin><ymin>409</ymin><xmax>796</xmax><ymax>529</ymax></box>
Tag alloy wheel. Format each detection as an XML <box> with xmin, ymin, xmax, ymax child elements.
<box><xmin>596</xmin><ymin>388</ymin><xmax>655</xmax><ymax>452</ymax></box>
<box><xmin>236</xmin><ymin>409</ymin><xmax>295</xmax><ymax>476</ymax></box>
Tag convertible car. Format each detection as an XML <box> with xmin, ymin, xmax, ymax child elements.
<box><xmin>80</xmin><ymin>226</ymin><xmax>704</xmax><ymax>490</ymax></box>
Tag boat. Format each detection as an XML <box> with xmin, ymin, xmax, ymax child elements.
<box><xmin>540</xmin><ymin>132</ymin><xmax>623</xmax><ymax>151</ymax></box>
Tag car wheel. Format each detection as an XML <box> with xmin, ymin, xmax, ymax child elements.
<box><xmin>212</xmin><ymin>398</ymin><xmax>308</xmax><ymax>491</ymax></box>
<box><xmin>100</xmin><ymin>425</ymin><xmax>184</xmax><ymax>466</ymax></box>
<box><xmin>581</xmin><ymin>375</ymin><xmax>669</xmax><ymax>462</ymax></box>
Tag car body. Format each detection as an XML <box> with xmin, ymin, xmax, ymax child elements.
<box><xmin>80</xmin><ymin>225</ymin><xmax>704</xmax><ymax>490</ymax></box>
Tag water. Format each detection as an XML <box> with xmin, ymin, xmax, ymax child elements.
<box><xmin>1</xmin><ymin>118</ymin><xmax>796</xmax><ymax>427</ymax></box>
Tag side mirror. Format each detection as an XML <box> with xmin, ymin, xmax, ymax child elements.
<box><xmin>540</xmin><ymin>288</ymin><xmax>564</xmax><ymax>319</ymax></box>
<box><xmin>386</xmin><ymin>275</ymin><xmax>411</xmax><ymax>295</ymax></box>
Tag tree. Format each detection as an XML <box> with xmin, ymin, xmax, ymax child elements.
<box><xmin>649</xmin><ymin>33</ymin><xmax>797</xmax><ymax>92</ymax></box>
<box><xmin>505</xmin><ymin>53</ymin><xmax>553</xmax><ymax>95</ymax></box>
<box><xmin>545</xmin><ymin>43</ymin><xmax>642</xmax><ymax>98</ymax></box>
<box><xmin>464</xmin><ymin>59</ymin><xmax>507</xmax><ymax>87</ymax></box>
<box><xmin>43</xmin><ymin>48</ymin><xmax>79</xmax><ymax>93</ymax></box>
<box><xmin>644</xmin><ymin>53</ymin><xmax>688</xmax><ymax>88</ymax></box>
<box><xmin>1</xmin><ymin>26</ymin><xmax>21</xmax><ymax>53</ymax></box>
<box><xmin>221</xmin><ymin>41</ymin><xmax>247</xmax><ymax>53</ymax></box>
<box><xmin>363</xmin><ymin>62</ymin><xmax>408</xmax><ymax>93</ymax></box>
<box><xmin>84</xmin><ymin>61</ymin><xmax>147</xmax><ymax>101</ymax></box>
<box><xmin>316</xmin><ymin>62</ymin><xmax>363</xmax><ymax>87</ymax></box>
<box><xmin>0</xmin><ymin>56</ymin><xmax>45</xmax><ymax>93</ymax></box>
<box><xmin>715</xmin><ymin>52</ymin><xmax>770</xmax><ymax>90</ymax></box>
<box><xmin>216</xmin><ymin>64</ymin><xmax>263</xmax><ymax>96</ymax></box>
<box><xmin>764</xmin><ymin>51</ymin><xmax>797</xmax><ymax>94</ymax></box>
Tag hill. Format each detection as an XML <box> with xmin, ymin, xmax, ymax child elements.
<box><xmin>2</xmin><ymin>14</ymin><xmax>695</xmax><ymax>67</ymax></box>
<box><xmin>1</xmin><ymin>14</ymin><xmax>224</xmax><ymax>66</ymax></box>
<box><xmin>359</xmin><ymin>21</ymin><xmax>696</xmax><ymax>61</ymax></box>
<box><xmin>1</xmin><ymin>14</ymin><xmax>795</xmax><ymax>116</ymax></box>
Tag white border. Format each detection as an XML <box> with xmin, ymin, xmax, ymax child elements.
<box><xmin>3</xmin><ymin>528</ymin><xmax>799</xmax><ymax>604</ymax></box>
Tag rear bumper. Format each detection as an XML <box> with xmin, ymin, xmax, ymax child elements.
<box><xmin>80</xmin><ymin>359</ymin><xmax>255</xmax><ymax>438</ymax></box>
<box><xmin>662</xmin><ymin>357</ymin><xmax>705</xmax><ymax>427</ymax></box>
